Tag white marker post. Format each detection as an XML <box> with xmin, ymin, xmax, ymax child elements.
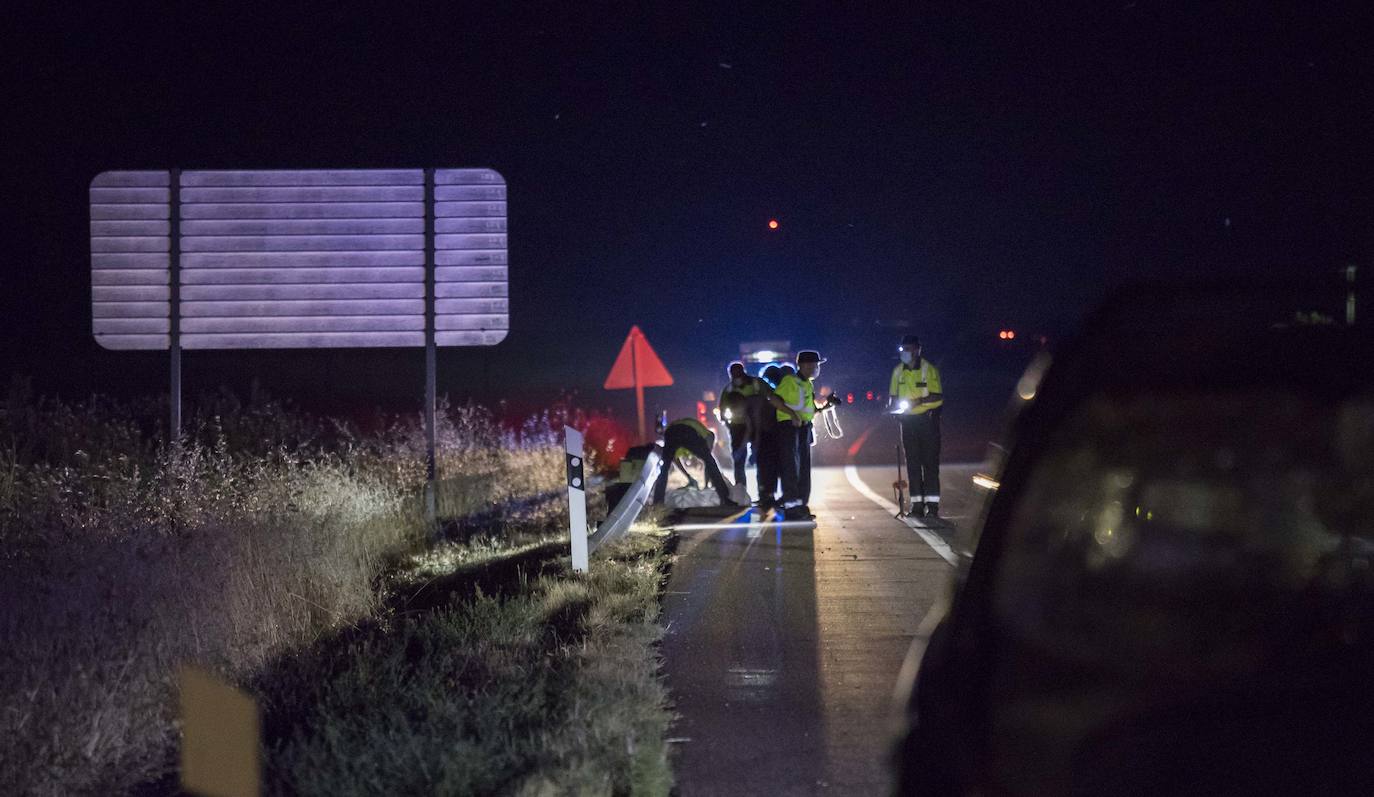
<box><xmin>565</xmin><ymin>426</ymin><xmax>589</xmax><ymax>574</ymax></box>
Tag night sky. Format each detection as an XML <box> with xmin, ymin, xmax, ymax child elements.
<box><xmin>3</xmin><ymin>4</ymin><xmax>1372</xmax><ymax>417</ymax></box>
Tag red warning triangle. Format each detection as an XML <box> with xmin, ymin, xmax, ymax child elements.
<box><xmin>604</xmin><ymin>325</ymin><xmax>674</xmax><ymax>389</ymax></box>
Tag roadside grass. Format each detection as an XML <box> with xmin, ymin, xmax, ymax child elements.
<box><xmin>255</xmin><ymin>528</ymin><xmax>675</xmax><ymax>797</ymax></box>
<box><xmin>0</xmin><ymin>384</ymin><xmax>568</xmax><ymax>795</ymax></box>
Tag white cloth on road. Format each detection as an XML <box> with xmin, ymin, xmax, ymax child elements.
<box><xmin>665</xmin><ymin>487</ymin><xmax>722</xmax><ymax>508</ymax></box>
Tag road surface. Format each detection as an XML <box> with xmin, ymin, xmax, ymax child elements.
<box><xmin>660</xmin><ymin>462</ymin><xmax>982</xmax><ymax>794</ymax></box>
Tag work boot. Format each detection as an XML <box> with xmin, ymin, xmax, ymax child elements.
<box><xmin>782</xmin><ymin>505</ymin><xmax>810</xmax><ymax>521</ymax></box>
<box><xmin>925</xmin><ymin>503</ymin><xmax>939</xmax><ymax>518</ymax></box>
<box><xmin>909</xmin><ymin>502</ymin><xmax>926</xmax><ymax>518</ymax></box>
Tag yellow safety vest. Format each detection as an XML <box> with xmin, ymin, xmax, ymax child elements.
<box><xmin>774</xmin><ymin>374</ymin><xmax>817</xmax><ymax>424</ymax></box>
<box><xmin>889</xmin><ymin>360</ymin><xmax>943</xmax><ymax>414</ymax></box>
<box><xmin>670</xmin><ymin>418</ymin><xmax>713</xmax><ymax>459</ymax></box>
<box><xmin>719</xmin><ymin>377</ymin><xmax>764</xmax><ymax>422</ymax></box>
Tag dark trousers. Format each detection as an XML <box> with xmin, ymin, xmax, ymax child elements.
<box><xmin>726</xmin><ymin>422</ymin><xmax>749</xmax><ymax>486</ymax></box>
<box><xmin>778</xmin><ymin>422</ymin><xmax>812</xmax><ymax>508</ymax></box>
<box><xmin>899</xmin><ymin>412</ymin><xmax>941</xmax><ymax>505</ymax></box>
<box><xmin>756</xmin><ymin>422</ymin><xmax>781</xmax><ymax>504</ymax></box>
<box><xmin>653</xmin><ymin>425</ymin><xmax>733</xmax><ymax>504</ymax></box>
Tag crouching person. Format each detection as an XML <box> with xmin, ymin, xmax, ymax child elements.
<box><xmin>652</xmin><ymin>418</ymin><xmax>741</xmax><ymax>507</ymax></box>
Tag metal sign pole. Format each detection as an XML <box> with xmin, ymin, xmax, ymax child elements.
<box><xmin>566</xmin><ymin>426</ymin><xmax>589</xmax><ymax>573</ymax></box>
<box><xmin>631</xmin><ymin>334</ymin><xmax>645</xmax><ymax>443</ymax></box>
<box><xmin>169</xmin><ymin>168</ymin><xmax>182</xmax><ymax>441</ymax></box>
<box><xmin>424</xmin><ymin>168</ymin><xmax>438</xmax><ymax>526</ymax></box>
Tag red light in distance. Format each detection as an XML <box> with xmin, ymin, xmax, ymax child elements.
<box><xmin>768</xmin><ymin>219</ymin><xmax>779</xmax><ymax>229</ymax></box>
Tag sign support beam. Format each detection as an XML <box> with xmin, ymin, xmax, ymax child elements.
<box><xmin>169</xmin><ymin>168</ymin><xmax>182</xmax><ymax>440</ymax></box>
<box><xmin>632</xmin><ymin>334</ymin><xmax>646</xmax><ymax>442</ymax></box>
<box><xmin>424</xmin><ymin>168</ymin><xmax>438</xmax><ymax>526</ymax></box>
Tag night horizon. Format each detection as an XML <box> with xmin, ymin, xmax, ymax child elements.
<box><xmin>6</xmin><ymin>4</ymin><xmax>1371</xmax><ymax>415</ymax></box>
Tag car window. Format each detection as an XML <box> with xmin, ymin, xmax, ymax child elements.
<box><xmin>979</xmin><ymin>391</ymin><xmax>1374</xmax><ymax>789</ymax></box>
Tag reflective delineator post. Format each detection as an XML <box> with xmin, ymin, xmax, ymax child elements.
<box><xmin>566</xmin><ymin>426</ymin><xmax>589</xmax><ymax>574</ymax></box>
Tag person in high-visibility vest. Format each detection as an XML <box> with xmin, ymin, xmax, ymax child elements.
<box><xmin>652</xmin><ymin>417</ymin><xmax>741</xmax><ymax>506</ymax></box>
<box><xmin>716</xmin><ymin>361</ymin><xmax>767</xmax><ymax>490</ymax></box>
<box><xmin>755</xmin><ymin>364</ymin><xmax>785</xmax><ymax>511</ymax></box>
<box><xmin>888</xmin><ymin>335</ymin><xmax>944</xmax><ymax>517</ymax></box>
<box><xmin>768</xmin><ymin>350</ymin><xmax>839</xmax><ymax>521</ymax></box>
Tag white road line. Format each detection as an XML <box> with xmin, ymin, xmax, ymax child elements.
<box><xmin>843</xmin><ymin>464</ymin><xmax>958</xmax><ymax>566</ymax></box>
<box><xmin>890</xmin><ymin>597</ymin><xmax>951</xmax><ymax>711</ymax></box>
<box><xmin>665</xmin><ymin>520</ymin><xmax>817</xmax><ymax>531</ymax></box>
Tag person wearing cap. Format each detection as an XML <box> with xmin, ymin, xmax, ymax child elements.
<box><xmin>768</xmin><ymin>350</ymin><xmax>840</xmax><ymax>521</ymax></box>
<box><xmin>716</xmin><ymin>361</ymin><xmax>767</xmax><ymax>491</ymax></box>
<box><xmin>889</xmin><ymin>335</ymin><xmax>944</xmax><ymax>517</ymax></box>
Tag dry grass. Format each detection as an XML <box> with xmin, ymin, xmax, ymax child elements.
<box><xmin>0</xmin><ymin>381</ymin><xmax>567</xmax><ymax>795</ymax></box>
<box><xmin>257</xmin><ymin>529</ymin><xmax>675</xmax><ymax>797</ymax></box>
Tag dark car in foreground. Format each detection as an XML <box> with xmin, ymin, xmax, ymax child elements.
<box><xmin>893</xmin><ymin>283</ymin><xmax>1374</xmax><ymax>795</ymax></box>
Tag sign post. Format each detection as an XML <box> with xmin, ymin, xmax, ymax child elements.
<box><xmin>423</xmin><ymin>168</ymin><xmax>438</xmax><ymax>522</ymax></box>
<box><xmin>566</xmin><ymin>425</ymin><xmax>589</xmax><ymax>573</ymax></box>
<box><xmin>603</xmin><ymin>325</ymin><xmax>673</xmax><ymax>442</ymax></box>
<box><xmin>169</xmin><ymin>168</ymin><xmax>182</xmax><ymax>439</ymax></box>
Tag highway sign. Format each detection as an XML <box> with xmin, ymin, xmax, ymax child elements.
<box><xmin>90</xmin><ymin>168</ymin><xmax>508</xmax><ymax>350</ymax></box>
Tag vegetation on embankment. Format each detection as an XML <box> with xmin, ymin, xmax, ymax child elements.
<box><xmin>257</xmin><ymin>529</ymin><xmax>674</xmax><ymax>796</ymax></box>
<box><xmin>0</xmin><ymin>381</ymin><xmax>675</xmax><ymax>795</ymax></box>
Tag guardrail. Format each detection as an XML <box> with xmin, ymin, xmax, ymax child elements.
<box><xmin>589</xmin><ymin>445</ymin><xmax>662</xmax><ymax>552</ymax></box>
<box><xmin>565</xmin><ymin>427</ymin><xmax>662</xmax><ymax>573</ymax></box>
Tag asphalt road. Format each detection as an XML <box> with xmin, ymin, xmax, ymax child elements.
<box><xmin>660</xmin><ymin>462</ymin><xmax>982</xmax><ymax>794</ymax></box>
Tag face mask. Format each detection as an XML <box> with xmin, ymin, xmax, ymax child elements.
<box><xmin>900</xmin><ymin>351</ymin><xmax>915</xmax><ymax>366</ymax></box>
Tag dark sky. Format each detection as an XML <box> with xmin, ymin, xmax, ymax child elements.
<box><xmin>3</xmin><ymin>3</ymin><xmax>1372</xmax><ymax>414</ymax></box>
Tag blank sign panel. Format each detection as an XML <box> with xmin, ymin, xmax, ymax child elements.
<box><xmin>434</xmin><ymin>169</ymin><xmax>509</xmax><ymax>345</ymax></box>
<box><xmin>91</xmin><ymin>167</ymin><xmax>508</xmax><ymax>350</ymax></box>
<box><xmin>179</xmin><ymin>169</ymin><xmax>427</xmax><ymax>349</ymax></box>
<box><xmin>90</xmin><ymin>171</ymin><xmax>172</xmax><ymax>350</ymax></box>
